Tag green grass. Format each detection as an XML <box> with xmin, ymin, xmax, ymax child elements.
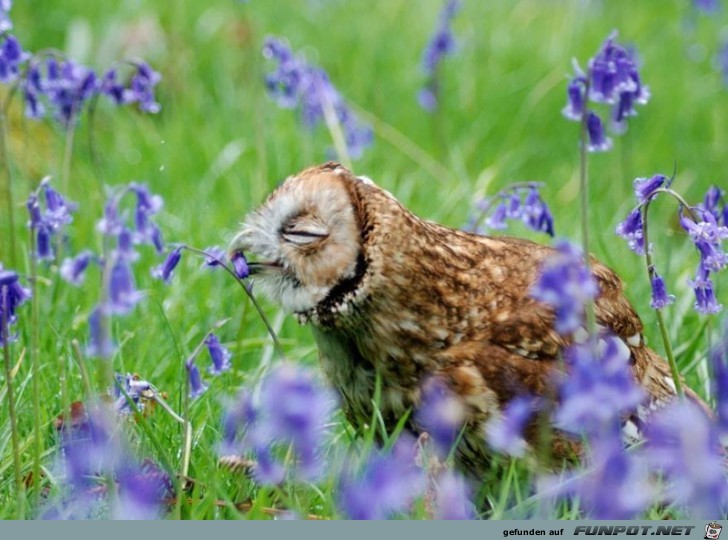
<box><xmin>0</xmin><ymin>0</ymin><xmax>726</xmax><ymax>519</ymax></box>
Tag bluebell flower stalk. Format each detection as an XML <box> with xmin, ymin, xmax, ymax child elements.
<box><xmin>617</xmin><ymin>177</ymin><xmax>728</xmax><ymax>396</ymax></box>
<box><xmin>563</xmin><ymin>32</ymin><xmax>650</xmax><ymax>336</ymax></box>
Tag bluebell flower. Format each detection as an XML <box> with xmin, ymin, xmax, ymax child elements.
<box><xmin>555</xmin><ymin>336</ymin><xmax>644</xmax><ymax>435</ymax></box>
<box><xmin>113</xmin><ymin>373</ymin><xmax>153</xmax><ymax>414</ymax></box>
<box><xmin>0</xmin><ymin>34</ymin><xmax>28</xmax><ymax>84</ymax></box>
<box><xmin>185</xmin><ymin>358</ymin><xmax>208</xmax><ymax>399</ymax></box>
<box><xmin>415</xmin><ymin>377</ymin><xmax>465</xmax><ymax>456</ymax></box>
<box><xmin>152</xmin><ymin>247</ymin><xmax>182</xmax><ymax>284</ymax></box>
<box><xmin>108</xmin><ymin>259</ymin><xmax>142</xmax><ymax>314</ymax></box>
<box><xmin>711</xmin><ymin>321</ymin><xmax>728</xmax><ymax>435</ymax></box>
<box><xmin>644</xmin><ymin>401</ymin><xmax>728</xmax><ymax>518</ymax></box>
<box><xmin>231</xmin><ymin>250</ymin><xmax>250</xmax><ymax>279</ymax></box>
<box><xmin>0</xmin><ymin>0</ymin><xmax>12</xmax><ymax>33</ymax></box>
<box><xmin>634</xmin><ymin>174</ymin><xmax>668</xmax><ymax>204</ymax></box>
<box><xmin>433</xmin><ymin>470</ymin><xmax>475</xmax><ymax>520</ymax></box>
<box><xmin>338</xmin><ymin>435</ymin><xmax>426</xmax><ymax>520</ymax></box>
<box><xmin>688</xmin><ymin>267</ymin><xmax>721</xmax><ymax>315</ymax></box>
<box><xmin>586</xmin><ymin>111</ymin><xmax>612</xmax><ymax>152</ymax></box>
<box><xmin>220</xmin><ymin>363</ymin><xmax>337</xmax><ymax>484</ymax></box>
<box><xmin>649</xmin><ymin>272</ymin><xmax>675</xmax><ymax>310</ymax></box>
<box><xmin>485</xmin><ymin>395</ymin><xmax>540</xmax><ymax>457</ymax></box>
<box><xmin>565</xmin><ymin>31</ymin><xmax>648</xmax><ymax>140</ymax></box>
<box><xmin>87</xmin><ymin>306</ymin><xmax>115</xmax><ymax>358</ymax></box>
<box><xmin>530</xmin><ymin>241</ymin><xmax>598</xmax><ymax>334</ymax></box>
<box><xmin>60</xmin><ymin>250</ymin><xmax>95</xmax><ymax>286</ymax></box>
<box><xmin>562</xmin><ymin>78</ymin><xmax>586</xmax><ymax>121</ymax></box>
<box><xmin>700</xmin><ymin>186</ymin><xmax>726</xmax><ymax>225</ymax></box>
<box><xmin>695</xmin><ymin>0</ymin><xmax>721</xmax><ymax>13</ymax></box>
<box><xmin>204</xmin><ymin>333</ymin><xmax>232</xmax><ymax>375</ymax></box>
<box><xmin>419</xmin><ymin>0</ymin><xmax>461</xmax><ymax>112</ymax></box>
<box><xmin>202</xmin><ymin>246</ymin><xmax>227</xmax><ymax>268</ymax></box>
<box><xmin>468</xmin><ymin>183</ymin><xmax>555</xmax><ymax>237</ymax></box>
<box><xmin>616</xmin><ymin>208</ymin><xmax>645</xmax><ymax>255</ymax></box>
<box><xmin>48</xmin><ymin>405</ymin><xmax>169</xmax><ymax>519</ymax></box>
<box><xmin>26</xmin><ymin>178</ymin><xmax>77</xmax><ymax>260</ymax></box>
<box><xmin>0</xmin><ymin>265</ymin><xmax>31</xmax><ymax>345</ymax></box>
<box><xmin>262</xmin><ymin>36</ymin><xmax>373</xmax><ymax>160</ymax></box>
<box><xmin>539</xmin><ymin>427</ymin><xmax>652</xmax><ymax>519</ymax></box>
<box><xmin>680</xmin><ymin>209</ymin><xmax>728</xmax><ymax>273</ymax></box>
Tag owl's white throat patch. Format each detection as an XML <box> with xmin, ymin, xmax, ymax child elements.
<box><xmin>294</xmin><ymin>254</ymin><xmax>368</xmax><ymax>327</ymax></box>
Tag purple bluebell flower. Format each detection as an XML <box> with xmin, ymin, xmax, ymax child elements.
<box><xmin>185</xmin><ymin>358</ymin><xmax>208</xmax><ymax>399</ymax></box>
<box><xmin>202</xmin><ymin>246</ymin><xmax>227</xmax><ymax>268</ymax></box>
<box><xmin>688</xmin><ymin>267</ymin><xmax>722</xmax><ymax>315</ymax></box>
<box><xmin>695</xmin><ymin>0</ymin><xmax>721</xmax><ymax>13</ymax></box>
<box><xmin>0</xmin><ymin>266</ymin><xmax>31</xmax><ymax>346</ymax></box>
<box><xmin>129</xmin><ymin>62</ymin><xmax>161</xmax><ymax>113</ymax></box>
<box><xmin>485</xmin><ymin>395</ymin><xmax>540</xmax><ymax>457</ymax></box>
<box><xmin>468</xmin><ymin>183</ymin><xmax>555</xmax><ymax>237</ymax></box>
<box><xmin>586</xmin><ymin>111</ymin><xmax>612</xmax><ymax>152</ymax></box>
<box><xmin>616</xmin><ymin>208</ymin><xmax>645</xmax><ymax>255</ymax></box>
<box><xmin>204</xmin><ymin>333</ymin><xmax>232</xmax><ymax>375</ymax></box>
<box><xmin>562</xmin><ymin>78</ymin><xmax>586</xmax><ymax>121</ymax></box>
<box><xmin>49</xmin><ymin>404</ymin><xmax>169</xmax><ymax>519</ymax></box>
<box><xmin>700</xmin><ymin>186</ymin><xmax>726</xmax><ymax>225</ymax></box>
<box><xmin>262</xmin><ymin>36</ymin><xmax>373</xmax><ymax>160</ymax></box>
<box><xmin>338</xmin><ymin>436</ymin><xmax>426</xmax><ymax>520</ymax></box>
<box><xmin>113</xmin><ymin>373</ymin><xmax>153</xmax><ymax>413</ymax></box>
<box><xmin>711</xmin><ymin>321</ymin><xmax>728</xmax><ymax>435</ymax></box>
<box><xmin>60</xmin><ymin>250</ymin><xmax>95</xmax><ymax>286</ymax></box>
<box><xmin>644</xmin><ymin>401</ymin><xmax>728</xmax><ymax>518</ymax></box>
<box><xmin>539</xmin><ymin>428</ymin><xmax>652</xmax><ymax>519</ymax></box>
<box><xmin>530</xmin><ymin>241</ymin><xmax>598</xmax><ymax>334</ymax></box>
<box><xmin>231</xmin><ymin>250</ymin><xmax>250</xmax><ymax>279</ymax></box>
<box><xmin>649</xmin><ymin>272</ymin><xmax>675</xmax><ymax>310</ymax></box>
<box><xmin>555</xmin><ymin>336</ymin><xmax>644</xmax><ymax>436</ymax></box>
<box><xmin>634</xmin><ymin>174</ymin><xmax>668</xmax><ymax>204</ymax></box>
<box><xmin>114</xmin><ymin>462</ymin><xmax>169</xmax><ymax>520</ymax></box>
<box><xmin>415</xmin><ymin>377</ymin><xmax>465</xmax><ymax>456</ymax></box>
<box><xmin>87</xmin><ymin>306</ymin><xmax>115</xmax><ymax>358</ymax></box>
<box><xmin>433</xmin><ymin>470</ymin><xmax>475</xmax><ymax>520</ymax></box>
<box><xmin>0</xmin><ymin>0</ymin><xmax>12</xmax><ymax>33</ymax></box>
<box><xmin>26</xmin><ymin>178</ymin><xmax>77</xmax><ymax>260</ymax></box>
<box><xmin>0</xmin><ymin>34</ymin><xmax>28</xmax><ymax>83</ymax></box>
<box><xmin>152</xmin><ymin>247</ymin><xmax>182</xmax><ymax>284</ymax></box>
<box><xmin>419</xmin><ymin>0</ymin><xmax>461</xmax><ymax>112</ymax></box>
<box><xmin>565</xmin><ymin>31</ymin><xmax>648</xmax><ymax>139</ymax></box>
<box><xmin>680</xmin><ymin>209</ymin><xmax>728</xmax><ymax>274</ymax></box>
<box><xmin>220</xmin><ymin>363</ymin><xmax>337</xmax><ymax>484</ymax></box>
<box><xmin>108</xmin><ymin>259</ymin><xmax>142</xmax><ymax>314</ymax></box>
<box><xmin>36</xmin><ymin>223</ymin><xmax>54</xmax><ymax>260</ymax></box>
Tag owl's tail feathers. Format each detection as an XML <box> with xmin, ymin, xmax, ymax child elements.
<box><xmin>634</xmin><ymin>346</ymin><xmax>713</xmax><ymax>420</ymax></box>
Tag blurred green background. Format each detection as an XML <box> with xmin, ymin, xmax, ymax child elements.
<box><xmin>0</xmin><ymin>0</ymin><xmax>726</xmax><ymax>517</ymax></box>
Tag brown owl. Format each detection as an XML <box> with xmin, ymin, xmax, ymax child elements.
<box><xmin>229</xmin><ymin>161</ymin><xmax>707</xmax><ymax>478</ymax></box>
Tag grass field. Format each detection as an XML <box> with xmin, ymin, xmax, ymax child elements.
<box><xmin>0</xmin><ymin>0</ymin><xmax>727</xmax><ymax>520</ymax></box>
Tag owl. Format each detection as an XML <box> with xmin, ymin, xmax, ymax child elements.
<box><xmin>229</xmin><ymin>161</ymin><xmax>706</xmax><ymax>478</ymax></box>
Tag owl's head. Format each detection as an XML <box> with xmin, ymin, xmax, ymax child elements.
<box><xmin>229</xmin><ymin>162</ymin><xmax>371</xmax><ymax>315</ymax></box>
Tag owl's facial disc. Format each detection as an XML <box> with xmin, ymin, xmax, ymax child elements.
<box><xmin>229</xmin><ymin>168</ymin><xmax>363</xmax><ymax>314</ymax></box>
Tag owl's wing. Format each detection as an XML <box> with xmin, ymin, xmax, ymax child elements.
<box><xmin>468</xmin><ymin>236</ymin><xmax>644</xmax><ymax>361</ymax></box>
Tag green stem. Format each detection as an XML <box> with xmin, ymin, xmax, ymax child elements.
<box><xmin>319</xmin><ymin>84</ymin><xmax>352</xmax><ymax>170</ymax></box>
<box><xmin>61</xmin><ymin>114</ymin><xmax>78</xmax><ymax>197</ymax></box>
<box><xmin>181</xmin><ymin>245</ymin><xmax>285</xmax><ymax>359</ymax></box>
<box><xmin>2</xmin><ymin>309</ymin><xmax>24</xmax><ymax>518</ymax></box>
<box><xmin>29</xmin><ymin>231</ymin><xmax>41</xmax><ymax>509</ymax></box>
<box><xmin>578</xmin><ymin>106</ymin><xmax>596</xmax><ymax>336</ymax></box>
<box><xmin>0</xmin><ymin>107</ymin><xmax>16</xmax><ymax>267</ymax></box>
